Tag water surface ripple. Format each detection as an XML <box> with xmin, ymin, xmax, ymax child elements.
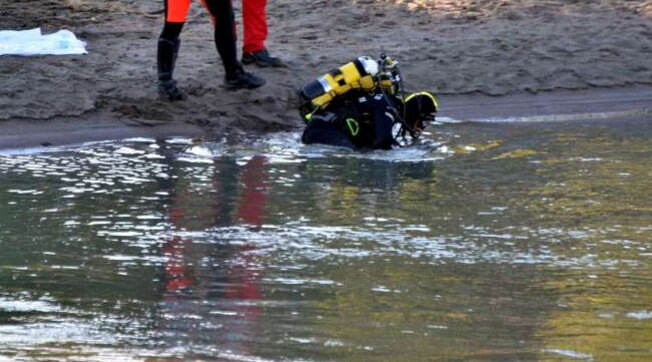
<box><xmin>1</xmin><ymin>117</ymin><xmax>652</xmax><ymax>360</ymax></box>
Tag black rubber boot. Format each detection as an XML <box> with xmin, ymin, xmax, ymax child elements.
<box><xmin>157</xmin><ymin>38</ymin><xmax>186</xmax><ymax>101</ymax></box>
<box><xmin>224</xmin><ymin>64</ymin><xmax>266</xmax><ymax>90</ymax></box>
<box><xmin>242</xmin><ymin>48</ymin><xmax>285</xmax><ymax>68</ymax></box>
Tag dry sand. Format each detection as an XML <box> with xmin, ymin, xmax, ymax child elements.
<box><xmin>1</xmin><ymin>0</ymin><xmax>651</xmax><ymax>149</ymax></box>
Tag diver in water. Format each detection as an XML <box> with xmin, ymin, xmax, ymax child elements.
<box><xmin>298</xmin><ymin>55</ymin><xmax>439</xmax><ymax>150</ymax></box>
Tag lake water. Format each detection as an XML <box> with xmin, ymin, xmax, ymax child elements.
<box><xmin>1</xmin><ymin>115</ymin><xmax>652</xmax><ymax>361</ymax></box>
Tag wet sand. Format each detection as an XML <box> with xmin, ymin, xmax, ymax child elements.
<box><xmin>1</xmin><ymin>0</ymin><xmax>651</xmax><ymax>149</ymax></box>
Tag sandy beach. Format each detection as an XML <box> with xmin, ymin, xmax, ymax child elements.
<box><xmin>1</xmin><ymin>0</ymin><xmax>651</xmax><ymax>149</ymax></box>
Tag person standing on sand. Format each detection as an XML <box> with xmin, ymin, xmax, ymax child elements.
<box><xmin>158</xmin><ymin>0</ymin><xmax>265</xmax><ymax>101</ymax></box>
<box><xmin>240</xmin><ymin>0</ymin><xmax>284</xmax><ymax>68</ymax></box>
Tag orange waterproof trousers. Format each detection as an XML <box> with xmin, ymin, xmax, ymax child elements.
<box><xmin>165</xmin><ymin>0</ymin><xmax>224</xmax><ymax>23</ymax></box>
<box><xmin>242</xmin><ymin>0</ymin><xmax>268</xmax><ymax>53</ymax></box>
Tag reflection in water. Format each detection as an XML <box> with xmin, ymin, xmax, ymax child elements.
<box><xmin>0</xmin><ymin>116</ymin><xmax>651</xmax><ymax>360</ymax></box>
<box><xmin>159</xmin><ymin>149</ymin><xmax>268</xmax><ymax>360</ymax></box>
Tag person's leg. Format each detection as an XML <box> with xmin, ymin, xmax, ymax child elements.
<box><xmin>201</xmin><ymin>0</ymin><xmax>265</xmax><ymax>89</ymax></box>
<box><xmin>242</xmin><ymin>0</ymin><xmax>267</xmax><ymax>53</ymax></box>
<box><xmin>157</xmin><ymin>0</ymin><xmax>191</xmax><ymax>100</ymax></box>
<box><xmin>200</xmin><ymin>0</ymin><xmax>238</xmax><ymax>74</ymax></box>
<box><xmin>163</xmin><ymin>0</ymin><xmax>192</xmax><ymax>23</ymax></box>
<box><xmin>241</xmin><ymin>0</ymin><xmax>283</xmax><ymax>67</ymax></box>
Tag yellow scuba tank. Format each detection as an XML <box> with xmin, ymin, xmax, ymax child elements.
<box><xmin>299</xmin><ymin>56</ymin><xmax>379</xmax><ymax>114</ymax></box>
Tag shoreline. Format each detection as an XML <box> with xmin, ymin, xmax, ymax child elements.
<box><xmin>1</xmin><ymin>0</ymin><xmax>650</xmax><ymax>152</ymax></box>
<box><xmin>2</xmin><ymin>85</ymin><xmax>650</xmax><ymax>152</ymax></box>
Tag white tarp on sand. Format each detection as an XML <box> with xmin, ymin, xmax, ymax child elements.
<box><xmin>0</xmin><ymin>27</ymin><xmax>87</xmax><ymax>56</ymax></box>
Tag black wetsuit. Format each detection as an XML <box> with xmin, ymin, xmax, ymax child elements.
<box><xmin>301</xmin><ymin>90</ymin><xmax>399</xmax><ymax>150</ymax></box>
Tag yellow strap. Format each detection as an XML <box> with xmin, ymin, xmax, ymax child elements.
<box><xmin>405</xmin><ymin>91</ymin><xmax>439</xmax><ymax>111</ymax></box>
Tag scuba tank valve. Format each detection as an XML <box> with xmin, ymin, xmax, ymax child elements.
<box><xmin>376</xmin><ymin>53</ymin><xmax>424</xmax><ymax>146</ymax></box>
